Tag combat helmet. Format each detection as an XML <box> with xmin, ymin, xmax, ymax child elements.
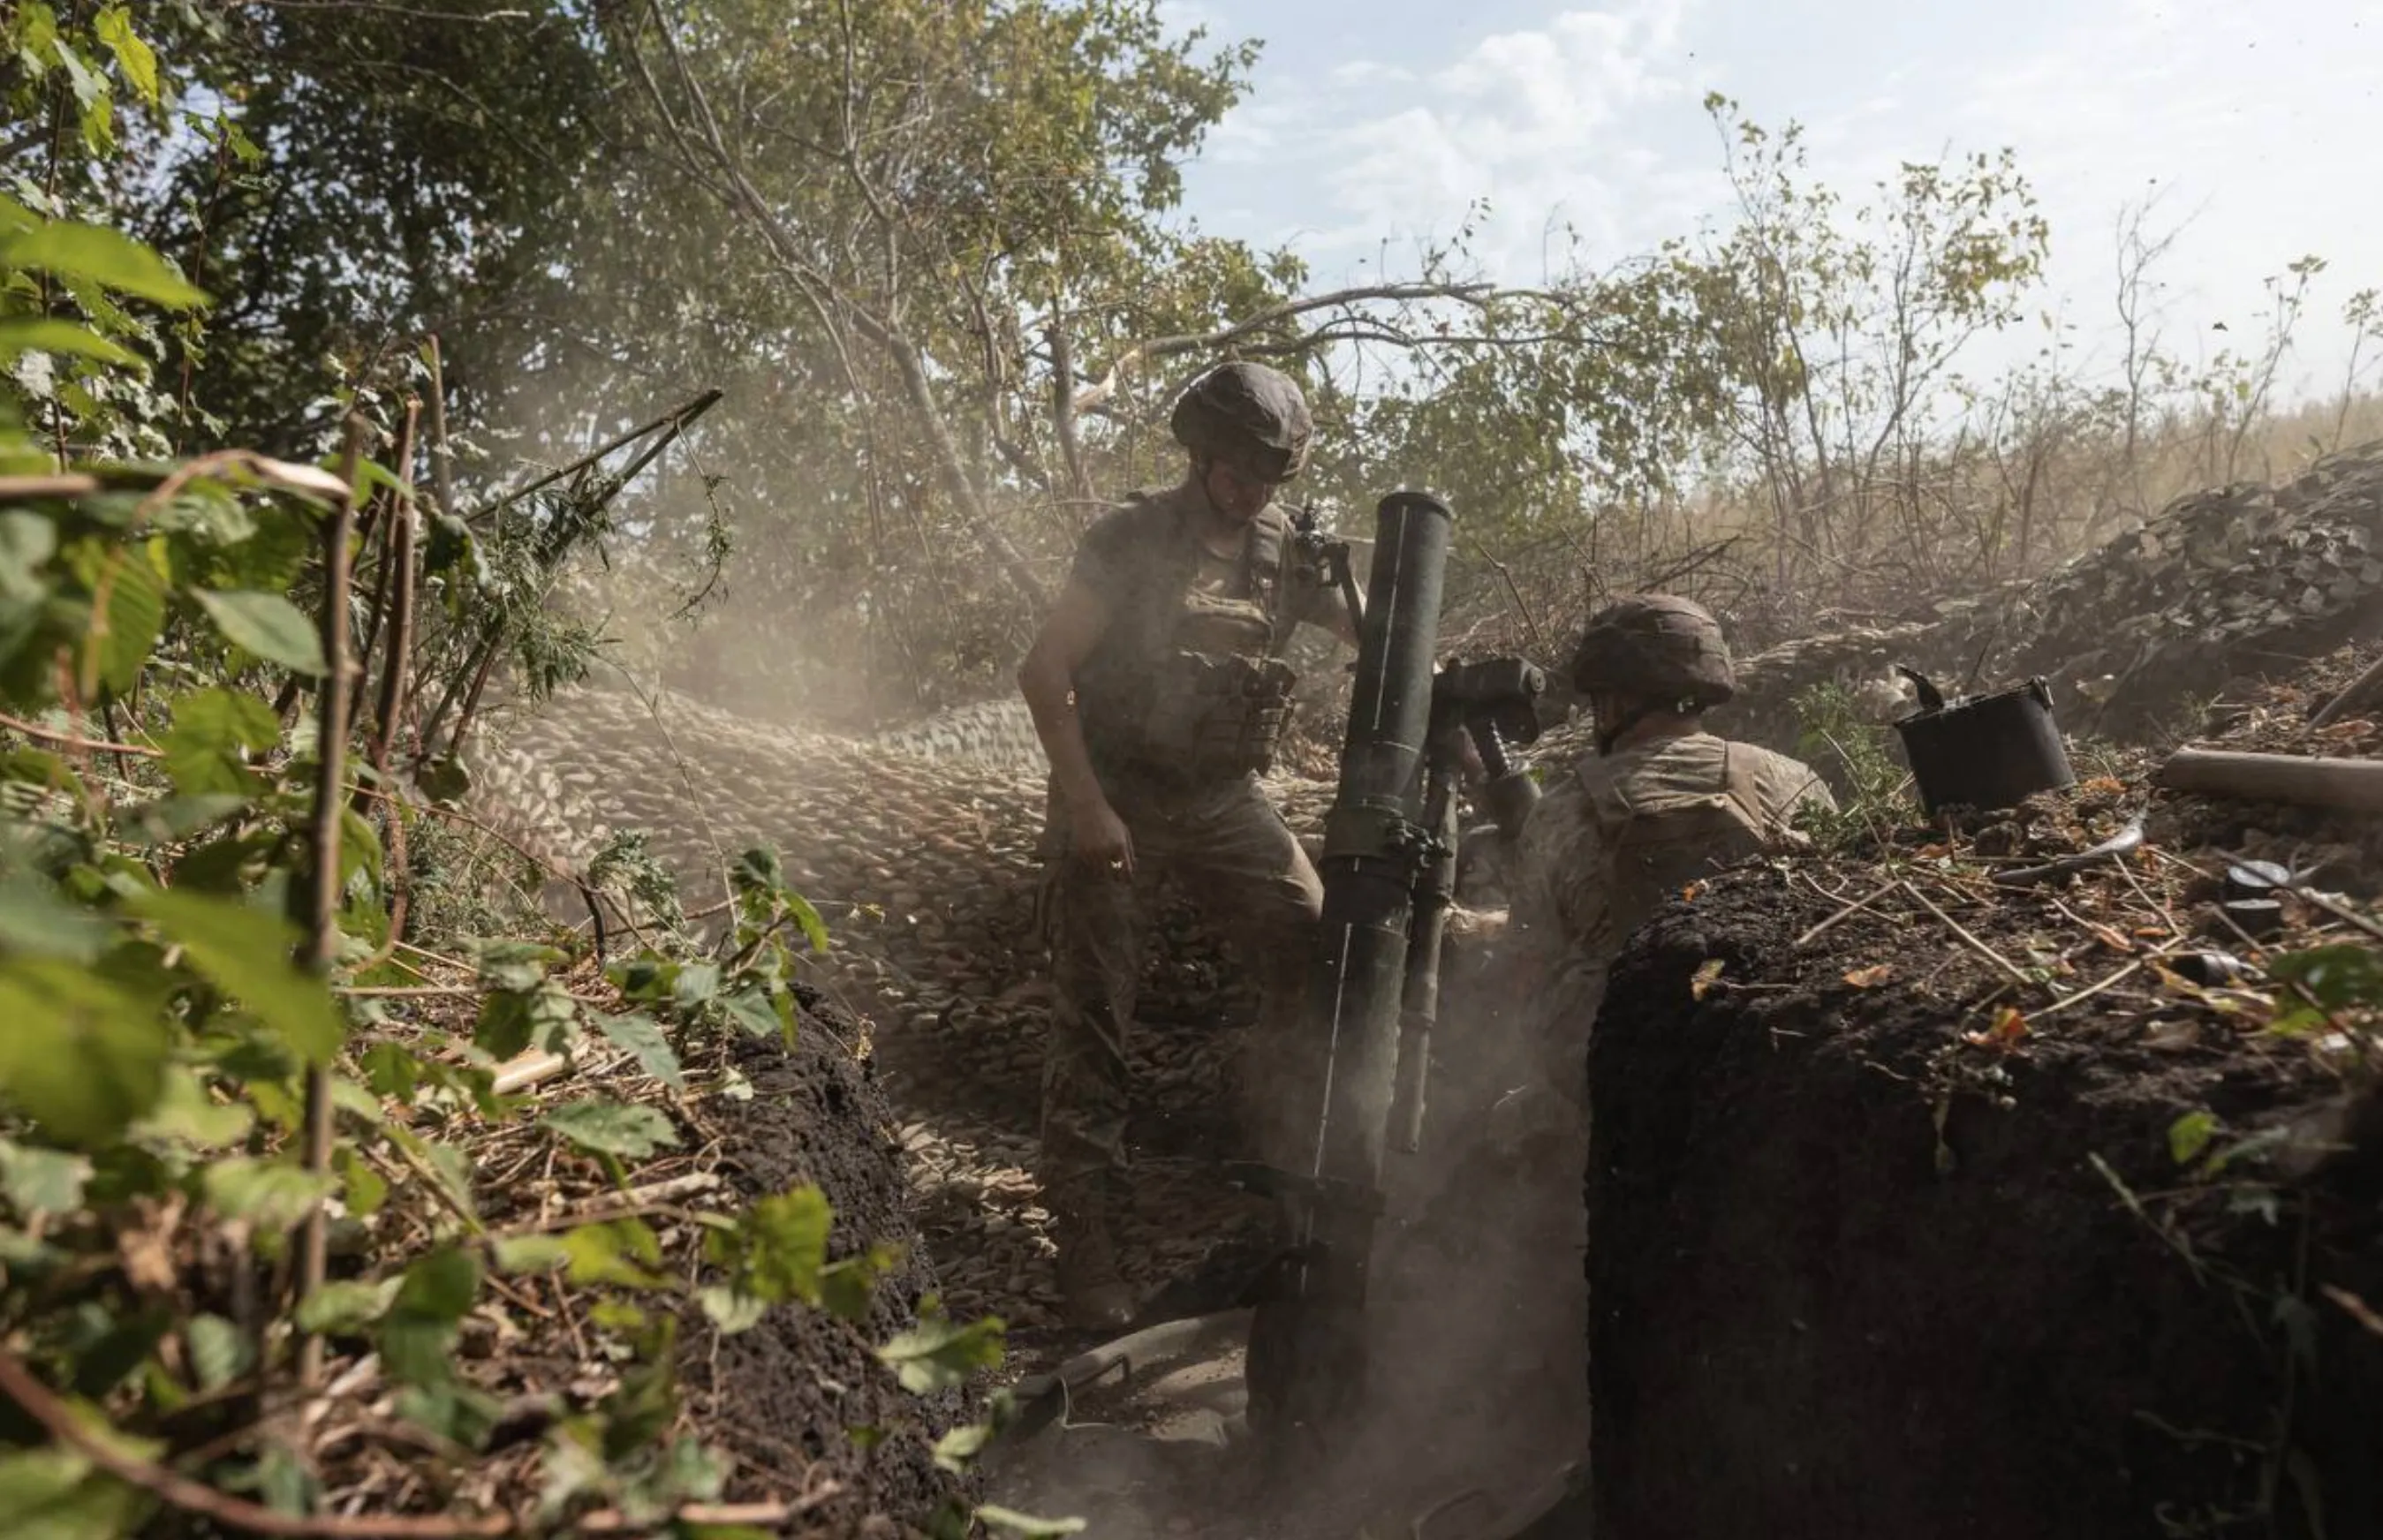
<box><xmin>1568</xmin><ymin>593</ymin><xmax>1736</xmax><ymax>706</ymax></box>
<box><xmin>1169</xmin><ymin>361</ymin><xmax>1313</xmax><ymax>482</ymax></box>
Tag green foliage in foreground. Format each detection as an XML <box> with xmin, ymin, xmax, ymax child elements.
<box><xmin>0</xmin><ymin>29</ymin><xmax>1054</xmax><ymax>1532</ymax></box>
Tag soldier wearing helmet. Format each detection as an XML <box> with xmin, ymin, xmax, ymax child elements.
<box><xmin>1502</xmin><ymin>593</ymin><xmax>1835</xmax><ymax>1052</ymax></box>
<box><xmin>1396</xmin><ymin>595</ymin><xmax>1834</xmax><ymax>1528</ymax></box>
<box><xmin>1016</xmin><ymin>360</ymin><xmax>1356</xmax><ymax>1331</ymax></box>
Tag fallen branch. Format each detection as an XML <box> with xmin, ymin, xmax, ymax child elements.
<box><xmin>0</xmin><ymin>709</ymin><xmax>163</xmax><ymax>757</ymax></box>
<box><xmin>2157</xmin><ymin>746</ymin><xmax>2383</xmax><ymax>815</ymax></box>
<box><xmin>496</xmin><ymin>1171</ymin><xmax>723</xmax><ymax>1237</ymax></box>
<box><xmin>2309</xmin><ymin>653</ymin><xmax>2383</xmax><ymax>729</ymax></box>
<box><xmin>1795</xmin><ymin>875</ymin><xmax>1901</xmax><ymax>948</ymax></box>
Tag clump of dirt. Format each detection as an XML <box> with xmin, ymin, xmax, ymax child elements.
<box><xmin>681</xmin><ymin>986</ymin><xmax>978</xmax><ymax>1532</ymax></box>
<box><xmin>1582</xmin><ymin>661</ymin><xmax>2383</xmax><ymax>1538</ymax></box>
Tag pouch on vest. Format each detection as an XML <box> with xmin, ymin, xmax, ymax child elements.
<box><xmin>1136</xmin><ymin>651</ymin><xmax>1300</xmax><ymax>781</ymax></box>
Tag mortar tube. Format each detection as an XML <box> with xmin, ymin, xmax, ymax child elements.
<box><xmin>1247</xmin><ymin>489</ymin><xmax>1453</xmax><ymax>1455</ymax></box>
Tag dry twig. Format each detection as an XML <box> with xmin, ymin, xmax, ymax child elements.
<box><xmin>297</xmin><ymin>419</ymin><xmax>367</xmax><ymax>1386</ymax></box>
<box><xmin>1900</xmin><ymin>879</ymin><xmax>2036</xmax><ymax>990</ymax></box>
<box><xmin>0</xmin><ymin>1337</ymin><xmax>840</xmax><ymax>1537</ymax></box>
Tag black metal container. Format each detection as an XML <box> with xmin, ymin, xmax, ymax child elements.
<box><xmin>1893</xmin><ymin>675</ymin><xmax>2075</xmax><ymax>819</ymax></box>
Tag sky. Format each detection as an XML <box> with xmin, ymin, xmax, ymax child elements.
<box><xmin>1155</xmin><ymin>0</ymin><xmax>2382</xmax><ymax>401</ymax></box>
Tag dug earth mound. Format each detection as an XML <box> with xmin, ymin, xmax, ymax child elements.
<box><xmin>1586</xmin><ymin>660</ymin><xmax>2383</xmax><ymax>1540</ymax></box>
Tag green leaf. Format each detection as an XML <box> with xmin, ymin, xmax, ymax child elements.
<box><xmin>541</xmin><ymin>1100</ymin><xmax>678</xmax><ymax>1160</ymax></box>
<box><xmin>117</xmin><ymin>794</ymin><xmax>251</xmax><ymax>847</ymax></box>
<box><xmin>162</xmin><ymin>687</ymin><xmax>278</xmax><ymax>797</ymax></box>
<box><xmin>2265</xmin><ymin>944</ymin><xmax>2383</xmax><ymax>1032</ymax></box>
<box><xmin>378</xmin><ymin>1317</ymin><xmax>453</xmax><ymax>1391</ymax></box>
<box><xmin>2</xmin><ymin>220</ymin><xmax>205</xmax><ymax>308</ymax></box>
<box><xmin>472</xmin><ymin>937</ymin><xmax>562</xmax><ymax>993</ymax></box>
<box><xmin>295</xmin><ymin>1278</ymin><xmax>397</xmax><ymax>1334</ymax></box>
<box><xmin>730</xmin><ymin>847</ymin><xmax>785</xmax><ymax>897</ymax></box>
<box><xmin>128</xmin><ymin>1066</ymin><xmax>254</xmax><ymax>1149</ymax></box>
<box><xmin>821</xmin><ymin>1251</ymin><xmax>890</xmax><ymax>1324</ymax></box>
<box><xmin>0</xmin><ymin>876</ymin><xmax>110</xmax><ymax>963</ymax></box>
<box><xmin>2167</xmin><ymin>1109</ymin><xmax>2219</xmax><ymax>1167</ymax></box>
<box><xmin>490</xmin><ymin>1234</ymin><xmax>571</xmax><ymax>1274</ymax></box>
<box><xmin>338</xmin><ymin>804</ymin><xmax>382</xmax><ymax>892</ymax></box>
<box><xmin>335</xmin><ymin>1145</ymin><xmax>387</xmax><ymax>1216</ymax></box>
<box><xmin>0</xmin><ymin>1445</ymin><xmax>151</xmax><ymax>1539</ymax></box>
<box><xmin>473</xmin><ymin>981</ymin><xmax>574</xmax><ymax>1060</ymax></box>
<box><xmin>586</xmin><ymin>1299</ymin><xmax>649</xmax><ymax>1335</ymax></box>
<box><xmin>0</xmin><ymin>1138</ymin><xmax>89</xmax><ymax>1213</ymax></box>
<box><xmin>416</xmin><ymin>756</ymin><xmax>471</xmax><ymax>804</ymax></box>
<box><xmin>933</xmin><ymin>1420</ymin><xmax>993</xmax><ymax>1475</ymax></box>
<box><xmin>202</xmin><ymin>1157</ymin><xmax>335</xmax><ymax>1230</ymax></box>
<box><xmin>125</xmin><ymin>887</ymin><xmax>344</xmax><ymax>1062</ymax></box>
<box><xmin>697</xmin><ymin>1286</ymin><xmax>769</xmax><ymax>1334</ymax></box>
<box><xmin>92</xmin><ymin>6</ymin><xmax>157</xmax><ymax>106</ymax></box>
<box><xmin>718</xmin><ymin>985</ymin><xmax>783</xmax><ymax>1039</ymax></box>
<box><xmin>785</xmin><ymin>890</ymin><xmax>830</xmax><ymax>955</ymax></box>
<box><xmin>0</xmin><ymin>316</ymin><xmax>137</xmax><ymax>367</ymax></box>
<box><xmin>361</xmin><ymin>1043</ymin><xmax>420</xmax><ymax>1102</ymax></box>
<box><xmin>0</xmin><ymin>509</ymin><xmax>57</xmax><ymax>592</ymax></box>
<box><xmin>559</xmin><ymin>1219</ymin><xmax>669</xmax><ymax>1290</ymax></box>
<box><xmin>396</xmin><ymin>1245</ymin><xmax>482</xmax><ymax>1323</ymax></box>
<box><xmin>595</xmin><ymin>1011</ymin><xmax>683</xmax><ymax>1089</ymax></box>
<box><xmin>87</xmin><ymin>542</ymin><xmax>166</xmax><ymax>696</ymax></box>
<box><xmin>875</xmin><ymin>1311</ymin><xmax>1004</xmax><ymax>1396</ymax></box>
<box><xmin>671</xmin><ymin>960</ymin><xmax>722</xmax><ymax>1007</ymax></box>
<box><xmin>720</xmin><ymin>1186</ymin><xmax>831</xmax><ymax>1308</ymax></box>
<box><xmin>0</xmin><ymin>958</ymin><xmax>170</xmax><ymax>1146</ymax></box>
<box><xmin>192</xmin><ymin>588</ymin><xmax>325</xmax><ymax>676</ymax></box>
<box><xmin>185</xmin><ymin>1314</ymin><xmax>251</xmax><ymax>1393</ymax></box>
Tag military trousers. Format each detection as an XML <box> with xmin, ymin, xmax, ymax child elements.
<box><xmin>1037</xmin><ymin>772</ymin><xmax>1325</xmax><ymax>1198</ymax></box>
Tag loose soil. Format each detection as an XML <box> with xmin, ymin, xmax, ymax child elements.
<box><xmin>1583</xmin><ymin>658</ymin><xmax>2383</xmax><ymax>1540</ymax></box>
<box><xmin>681</xmin><ymin>991</ymin><xmax>977</xmax><ymax>1531</ymax></box>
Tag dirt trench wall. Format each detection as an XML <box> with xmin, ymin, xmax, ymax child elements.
<box><xmin>689</xmin><ymin>1004</ymin><xmax>975</xmax><ymax>1531</ymax></box>
<box><xmin>1582</xmin><ymin>873</ymin><xmax>2383</xmax><ymax>1540</ymax></box>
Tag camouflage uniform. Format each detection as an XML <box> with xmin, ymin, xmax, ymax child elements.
<box><xmin>1505</xmin><ymin>726</ymin><xmax>1836</xmax><ymax>1051</ymax></box>
<box><xmin>1038</xmin><ymin>479</ymin><xmax>1334</xmax><ymax>1203</ymax></box>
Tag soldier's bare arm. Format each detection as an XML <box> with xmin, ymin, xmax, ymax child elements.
<box><xmin>1018</xmin><ymin>577</ymin><xmax>1136</xmax><ymax>872</ymax></box>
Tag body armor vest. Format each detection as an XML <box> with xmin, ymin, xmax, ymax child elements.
<box><xmin>1577</xmin><ymin>738</ymin><xmax>1777</xmax><ymax>928</ymax></box>
<box><xmin>1075</xmin><ymin>492</ymin><xmax>1318</xmax><ymax>791</ymax></box>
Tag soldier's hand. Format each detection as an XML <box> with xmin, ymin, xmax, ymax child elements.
<box><xmin>1070</xmin><ymin>798</ymin><xmax>1135</xmax><ymax>877</ymax></box>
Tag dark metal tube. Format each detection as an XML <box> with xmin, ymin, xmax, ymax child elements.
<box><xmin>1247</xmin><ymin>490</ymin><xmax>1454</xmax><ymax>1454</ymax></box>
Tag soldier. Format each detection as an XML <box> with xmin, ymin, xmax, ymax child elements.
<box><xmin>1500</xmin><ymin>592</ymin><xmax>1836</xmax><ymax>1061</ymax></box>
<box><xmin>1431</xmin><ymin>593</ymin><xmax>1836</xmax><ymax>1540</ymax></box>
<box><xmin>1016</xmin><ymin>360</ymin><xmax>1358</xmax><ymax>1331</ymax></box>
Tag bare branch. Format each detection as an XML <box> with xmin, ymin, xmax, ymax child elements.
<box><xmin>1071</xmin><ymin>281</ymin><xmax>1547</xmax><ymax>411</ymax></box>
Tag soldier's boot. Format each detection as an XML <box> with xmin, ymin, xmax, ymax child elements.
<box><xmin>1049</xmin><ymin>1177</ymin><xmax>1136</xmax><ymax>1332</ymax></box>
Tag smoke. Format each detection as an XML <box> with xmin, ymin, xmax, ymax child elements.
<box><xmin>984</xmin><ymin>924</ymin><xmax>1592</xmax><ymax>1539</ymax></box>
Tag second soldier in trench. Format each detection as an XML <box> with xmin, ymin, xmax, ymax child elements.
<box><xmin>1016</xmin><ymin>360</ymin><xmax>1358</xmax><ymax>1331</ymax></box>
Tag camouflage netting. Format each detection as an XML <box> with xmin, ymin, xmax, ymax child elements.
<box><xmin>1702</xmin><ymin>437</ymin><xmax>2383</xmax><ymax>755</ymax></box>
<box><xmin>458</xmin><ymin>683</ymin><xmax>1336</xmax><ymax>1342</ymax></box>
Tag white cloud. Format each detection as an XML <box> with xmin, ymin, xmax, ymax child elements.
<box><xmin>1328</xmin><ymin>59</ymin><xmax>1417</xmax><ymax>87</ymax></box>
<box><xmin>1179</xmin><ymin>0</ymin><xmax>2380</xmax><ymax>391</ymax></box>
<box><xmin>1234</xmin><ymin>0</ymin><xmax>1710</xmax><ymax>279</ymax></box>
<box><xmin>1895</xmin><ymin>0</ymin><xmax>2381</xmax><ymax>388</ymax></box>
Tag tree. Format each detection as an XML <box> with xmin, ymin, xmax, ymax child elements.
<box><xmin>1681</xmin><ymin>94</ymin><xmax>2050</xmax><ymax>616</ymax></box>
